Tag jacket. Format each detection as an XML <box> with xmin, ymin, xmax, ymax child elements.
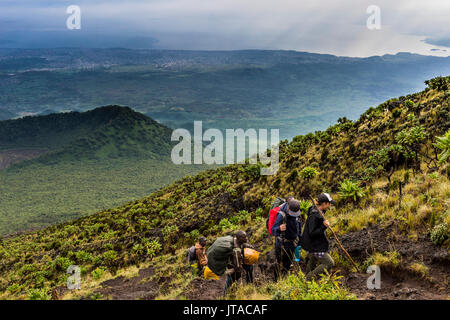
<box><xmin>301</xmin><ymin>205</ymin><xmax>329</xmax><ymax>252</ymax></box>
<box><xmin>195</xmin><ymin>243</ymin><xmax>207</xmax><ymax>266</ymax></box>
<box><xmin>271</xmin><ymin>203</ymin><xmax>302</xmax><ymax>248</ymax></box>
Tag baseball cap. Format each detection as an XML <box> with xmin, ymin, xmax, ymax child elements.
<box><xmin>317</xmin><ymin>193</ymin><xmax>336</xmax><ymax>205</ymax></box>
<box><xmin>287</xmin><ymin>199</ymin><xmax>301</xmax><ymax>217</ymax></box>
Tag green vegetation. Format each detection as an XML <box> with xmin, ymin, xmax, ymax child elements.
<box><xmin>0</xmin><ymin>76</ymin><xmax>449</xmax><ymax>300</ymax></box>
<box><xmin>435</xmin><ymin>130</ymin><xmax>450</xmax><ymax>163</ymax></box>
<box><xmin>269</xmin><ymin>272</ymin><xmax>355</xmax><ymax>300</ymax></box>
<box><xmin>0</xmin><ymin>158</ymin><xmax>208</xmax><ymax>235</ymax></box>
<box><xmin>225</xmin><ymin>271</ymin><xmax>355</xmax><ymax>300</ymax></box>
<box><xmin>300</xmin><ymin>167</ymin><xmax>318</xmax><ymax>180</ymax></box>
<box><xmin>363</xmin><ymin>251</ymin><xmax>402</xmax><ymax>270</ymax></box>
<box><xmin>0</xmin><ymin>106</ymin><xmax>212</xmax><ymax>235</ymax></box>
<box><xmin>430</xmin><ymin>223</ymin><xmax>449</xmax><ymax>246</ymax></box>
<box><xmin>338</xmin><ymin>180</ymin><xmax>366</xmax><ymax>204</ymax></box>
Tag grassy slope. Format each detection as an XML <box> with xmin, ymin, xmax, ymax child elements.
<box><xmin>0</xmin><ymin>77</ymin><xmax>449</xmax><ymax>299</ymax></box>
<box><xmin>0</xmin><ymin>159</ymin><xmax>208</xmax><ymax>235</ymax></box>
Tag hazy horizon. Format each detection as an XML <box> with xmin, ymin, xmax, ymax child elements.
<box><xmin>1</xmin><ymin>0</ymin><xmax>449</xmax><ymax>57</ymax></box>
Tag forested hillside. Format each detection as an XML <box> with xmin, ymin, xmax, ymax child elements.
<box><xmin>0</xmin><ymin>107</ymin><xmax>209</xmax><ymax>235</ymax></box>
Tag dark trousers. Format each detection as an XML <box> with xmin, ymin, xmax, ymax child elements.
<box><xmin>275</xmin><ymin>242</ymin><xmax>295</xmax><ymax>280</ymax></box>
<box><xmin>305</xmin><ymin>253</ymin><xmax>334</xmax><ymax>281</ymax></box>
<box><xmin>224</xmin><ymin>264</ymin><xmax>254</xmax><ymax>294</ymax></box>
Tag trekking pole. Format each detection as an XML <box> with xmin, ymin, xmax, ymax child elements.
<box><xmin>309</xmin><ymin>196</ymin><xmax>360</xmax><ymax>272</ymax></box>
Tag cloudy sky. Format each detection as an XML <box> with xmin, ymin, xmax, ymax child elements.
<box><xmin>1</xmin><ymin>0</ymin><xmax>449</xmax><ymax>57</ymax></box>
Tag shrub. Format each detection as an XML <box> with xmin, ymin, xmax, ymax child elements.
<box><xmin>147</xmin><ymin>239</ymin><xmax>162</xmax><ymax>258</ymax></box>
<box><xmin>425</xmin><ymin>76</ymin><xmax>450</xmax><ymax>91</ymax></box>
<box><xmin>269</xmin><ymin>271</ymin><xmax>356</xmax><ymax>300</ymax></box>
<box><xmin>91</xmin><ymin>267</ymin><xmax>107</xmax><ymax>280</ymax></box>
<box><xmin>300</xmin><ymin>167</ymin><xmax>318</xmax><ymax>180</ymax></box>
<box><xmin>218</xmin><ymin>218</ymin><xmax>234</xmax><ymax>231</ymax></box>
<box><xmin>51</xmin><ymin>256</ymin><xmax>74</xmax><ymax>272</ymax></box>
<box><xmin>299</xmin><ymin>200</ymin><xmax>312</xmax><ymax>220</ymax></box>
<box><xmin>255</xmin><ymin>208</ymin><xmax>264</xmax><ymax>217</ymax></box>
<box><xmin>405</xmin><ymin>100</ymin><xmax>414</xmax><ymax>108</ymax></box>
<box><xmin>75</xmin><ymin>251</ymin><xmax>93</xmax><ymax>264</ymax></box>
<box><xmin>409</xmin><ymin>262</ymin><xmax>429</xmax><ymax>277</ymax></box>
<box><xmin>7</xmin><ymin>283</ymin><xmax>24</xmax><ymax>294</ymax></box>
<box><xmin>28</xmin><ymin>288</ymin><xmax>51</xmax><ymax>300</ymax></box>
<box><xmin>338</xmin><ymin>180</ymin><xmax>366</xmax><ymax>203</ymax></box>
<box><xmin>103</xmin><ymin>250</ymin><xmax>118</xmax><ymax>264</ymax></box>
<box><xmin>162</xmin><ymin>225</ymin><xmax>179</xmax><ymax>241</ymax></box>
<box><xmin>434</xmin><ymin>130</ymin><xmax>450</xmax><ymax>163</ymax></box>
<box><xmin>430</xmin><ymin>223</ymin><xmax>449</xmax><ymax>246</ymax></box>
<box><xmin>229</xmin><ymin>210</ymin><xmax>251</xmax><ymax>225</ymax></box>
<box><xmin>363</xmin><ymin>251</ymin><xmax>401</xmax><ymax>270</ymax></box>
<box><xmin>242</xmin><ymin>163</ymin><xmax>262</xmax><ymax>179</ymax></box>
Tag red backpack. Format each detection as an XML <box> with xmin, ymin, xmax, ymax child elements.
<box><xmin>265</xmin><ymin>197</ymin><xmax>286</xmax><ymax>235</ymax></box>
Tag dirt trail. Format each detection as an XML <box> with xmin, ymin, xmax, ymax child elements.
<box><xmin>86</xmin><ymin>225</ymin><xmax>448</xmax><ymax>300</ymax></box>
<box><xmin>180</xmin><ymin>225</ymin><xmax>449</xmax><ymax>300</ymax></box>
<box><xmin>95</xmin><ymin>267</ymin><xmax>158</xmax><ymax>300</ymax></box>
<box><xmin>333</xmin><ymin>225</ymin><xmax>449</xmax><ymax>300</ymax></box>
<box><xmin>183</xmin><ymin>278</ymin><xmax>227</xmax><ymax>300</ymax></box>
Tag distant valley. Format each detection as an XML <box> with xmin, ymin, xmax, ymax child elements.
<box><xmin>2</xmin><ymin>49</ymin><xmax>450</xmax><ymax>139</ymax></box>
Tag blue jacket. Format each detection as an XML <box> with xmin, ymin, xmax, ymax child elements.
<box><xmin>271</xmin><ymin>203</ymin><xmax>302</xmax><ymax>248</ymax></box>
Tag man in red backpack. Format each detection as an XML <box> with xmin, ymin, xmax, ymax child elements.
<box><xmin>271</xmin><ymin>199</ymin><xmax>302</xmax><ymax>279</ymax></box>
<box><xmin>267</xmin><ymin>196</ymin><xmax>294</xmax><ymax>236</ymax></box>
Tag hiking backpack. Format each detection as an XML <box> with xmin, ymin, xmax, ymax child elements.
<box><xmin>266</xmin><ymin>197</ymin><xmax>286</xmax><ymax>235</ymax></box>
<box><xmin>206</xmin><ymin>235</ymin><xmax>235</xmax><ymax>276</ymax></box>
<box><xmin>187</xmin><ymin>245</ymin><xmax>197</xmax><ymax>263</ymax></box>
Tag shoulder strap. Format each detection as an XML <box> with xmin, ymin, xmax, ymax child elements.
<box><xmin>279</xmin><ymin>211</ymin><xmax>286</xmax><ymax>239</ymax></box>
<box><xmin>279</xmin><ymin>210</ymin><xmax>286</xmax><ymax>223</ymax></box>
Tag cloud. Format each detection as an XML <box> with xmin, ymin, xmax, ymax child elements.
<box><xmin>0</xmin><ymin>0</ymin><xmax>449</xmax><ymax>56</ymax></box>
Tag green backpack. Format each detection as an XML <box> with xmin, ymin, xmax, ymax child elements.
<box><xmin>206</xmin><ymin>235</ymin><xmax>235</xmax><ymax>276</ymax></box>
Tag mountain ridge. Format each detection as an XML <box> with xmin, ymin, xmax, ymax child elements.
<box><xmin>0</xmin><ymin>105</ymin><xmax>173</xmax><ymax>166</ymax></box>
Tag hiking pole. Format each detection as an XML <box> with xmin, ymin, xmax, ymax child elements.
<box><xmin>309</xmin><ymin>196</ymin><xmax>360</xmax><ymax>272</ymax></box>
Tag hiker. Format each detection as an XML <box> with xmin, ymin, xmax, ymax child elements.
<box><xmin>188</xmin><ymin>237</ymin><xmax>208</xmax><ymax>276</ymax></box>
<box><xmin>271</xmin><ymin>199</ymin><xmax>302</xmax><ymax>279</ymax></box>
<box><xmin>267</xmin><ymin>195</ymin><xmax>294</xmax><ymax>236</ymax></box>
<box><xmin>301</xmin><ymin>193</ymin><xmax>336</xmax><ymax>281</ymax></box>
<box><xmin>206</xmin><ymin>231</ymin><xmax>257</xmax><ymax>294</ymax></box>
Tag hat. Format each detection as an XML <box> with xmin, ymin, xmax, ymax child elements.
<box><xmin>317</xmin><ymin>193</ymin><xmax>336</xmax><ymax>205</ymax></box>
<box><xmin>287</xmin><ymin>199</ymin><xmax>301</xmax><ymax>217</ymax></box>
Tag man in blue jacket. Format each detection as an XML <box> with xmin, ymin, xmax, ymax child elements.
<box><xmin>271</xmin><ymin>199</ymin><xmax>302</xmax><ymax>279</ymax></box>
